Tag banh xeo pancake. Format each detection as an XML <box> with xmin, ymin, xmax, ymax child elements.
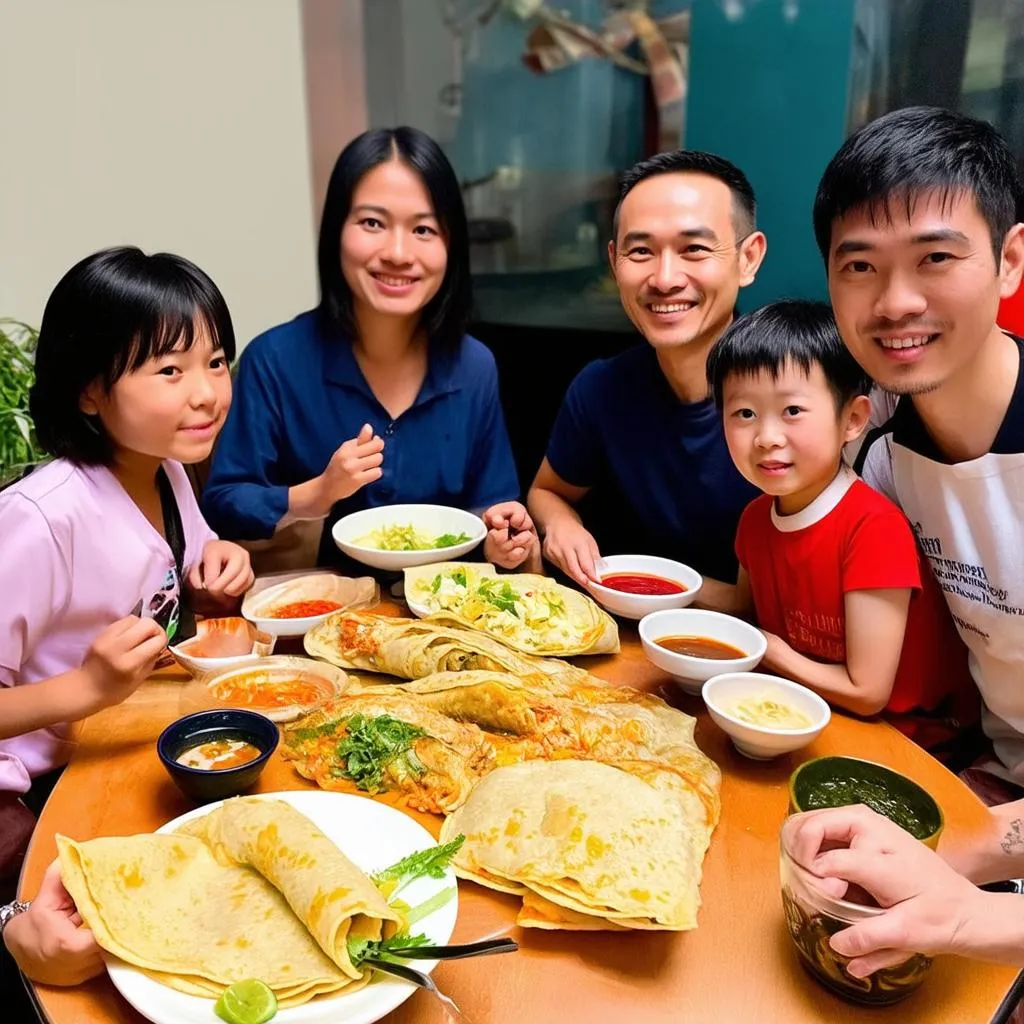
<box><xmin>304</xmin><ymin>610</ymin><xmax>589</xmax><ymax>684</ymax></box>
<box><xmin>56</xmin><ymin>797</ymin><xmax>402</xmax><ymax>1007</ymax></box>
<box><xmin>281</xmin><ymin>692</ymin><xmax>496</xmax><ymax>813</ymax></box>
<box><xmin>440</xmin><ymin>759</ymin><xmax>711</xmax><ymax>930</ymax></box>
<box><xmin>284</xmin><ymin>670</ymin><xmax>721</xmax><ymax>828</ymax></box>
<box><xmin>403</xmin><ymin>562</ymin><xmax>619</xmax><ymax>656</ymax></box>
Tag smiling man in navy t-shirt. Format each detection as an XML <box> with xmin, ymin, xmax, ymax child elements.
<box><xmin>527</xmin><ymin>151</ymin><xmax>767</xmax><ymax>606</ymax></box>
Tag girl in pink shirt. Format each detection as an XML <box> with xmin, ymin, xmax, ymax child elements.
<box><xmin>0</xmin><ymin>247</ymin><xmax>253</xmax><ymax>799</ymax></box>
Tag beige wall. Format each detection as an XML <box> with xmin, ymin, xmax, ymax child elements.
<box><xmin>0</xmin><ymin>0</ymin><xmax>361</xmax><ymax>348</ymax></box>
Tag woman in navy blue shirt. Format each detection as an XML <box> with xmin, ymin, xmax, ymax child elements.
<box><xmin>203</xmin><ymin>128</ymin><xmax>538</xmax><ymax>568</ymax></box>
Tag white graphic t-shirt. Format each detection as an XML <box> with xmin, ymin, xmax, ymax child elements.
<box><xmin>859</xmin><ymin>338</ymin><xmax>1024</xmax><ymax>778</ymax></box>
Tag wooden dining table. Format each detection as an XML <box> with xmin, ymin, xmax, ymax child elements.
<box><xmin>18</xmin><ymin>603</ymin><xmax>1021</xmax><ymax>1024</ymax></box>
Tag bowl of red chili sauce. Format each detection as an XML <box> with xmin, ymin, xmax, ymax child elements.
<box><xmin>240</xmin><ymin>572</ymin><xmax>380</xmax><ymax>638</ymax></box>
<box><xmin>584</xmin><ymin>554</ymin><xmax>703</xmax><ymax>620</ymax></box>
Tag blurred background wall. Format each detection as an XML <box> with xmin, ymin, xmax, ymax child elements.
<box><xmin>0</xmin><ymin>0</ymin><xmax>368</xmax><ymax>347</ymax></box>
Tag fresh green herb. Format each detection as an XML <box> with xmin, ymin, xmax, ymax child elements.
<box><xmin>477</xmin><ymin>578</ymin><xmax>520</xmax><ymax>618</ymax></box>
<box><xmin>334</xmin><ymin>714</ymin><xmax>427</xmax><ymax>791</ymax></box>
<box><xmin>434</xmin><ymin>532</ymin><xmax>471</xmax><ymax>548</ymax></box>
<box><xmin>347</xmin><ymin>932</ymin><xmax>431</xmax><ymax>968</ymax></box>
<box><xmin>0</xmin><ymin>320</ymin><xmax>46</xmax><ymax>487</ymax></box>
<box><xmin>430</xmin><ymin>573</ymin><xmax>443</xmax><ymax>594</ymax></box>
<box><xmin>451</xmin><ymin>568</ymin><xmax>467</xmax><ymax>588</ymax></box>
<box><xmin>371</xmin><ymin>835</ymin><xmax>465</xmax><ymax>895</ymax></box>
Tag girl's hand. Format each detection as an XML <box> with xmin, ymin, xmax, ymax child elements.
<box><xmin>482</xmin><ymin>502</ymin><xmax>541</xmax><ymax>572</ymax></box>
<box><xmin>80</xmin><ymin>616</ymin><xmax>168</xmax><ymax>710</ymax></box>
<box><xmin>189</xmin><ymin>540</ymin><xmax>254</xmax><ymax>600</ymax></box>
<box><xmin>3</xmin><ymin>861</ymin><xmax>104</xmax><ymax>986</ymax></box>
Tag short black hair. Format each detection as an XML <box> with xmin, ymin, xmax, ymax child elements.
<box><xmin>317</xmin><ymin>126</ymin><xmax>471</xmax><ymax>354</ymax></box>
<box><xmin>813</xmin><ymin>106</ymin><xmax>1023</xmax><ymax>264</ymax></box>
<box><xmin>706</xmin><ymin>299</ymin><xmax>872</xmax><ymax>412</ymax></box>
<box><xmin>30</xmin><ymin>246</ymin><xmax>235</xmax><ymax>465</ymax></box>
<box><xmin>613</xmin><ymin>150</ymin><xmax>757</xmax><ymax>242</ymax></box>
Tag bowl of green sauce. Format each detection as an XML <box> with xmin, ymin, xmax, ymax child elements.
<box><xmin>788</xmin><ymin>755</ymin><xmax>943</xmax><ymax>849</ymax></box>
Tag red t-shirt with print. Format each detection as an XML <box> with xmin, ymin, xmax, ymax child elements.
<box><xmin>736</xmin><ymin>478</ymin><xmax>976</xmax><ymax>751</ymax></box>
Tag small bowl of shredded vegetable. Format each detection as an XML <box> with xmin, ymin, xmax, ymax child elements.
<box><xmin>332</xmin><ymin>504</ymin><xmax>486</xmax><ymax>570</ymax></box>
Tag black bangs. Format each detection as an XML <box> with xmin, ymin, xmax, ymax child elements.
<box><xmin>814</xmin><ymin>106</ymin><xmax>1022</xmax><ymax>263</ymax></box>
<box><xmin>110</xmin><ymin>271</ymin><xmax>235</xmax><ymax>388</ymax></box>
<box><xmin>29</xmin><ymin>246</ymin><xmax>235</xmax><ymax>465</ymax></box>
<box><xmin>706</xmin><ymin>300</ymin><xmax>872</xmax><ymax>411</ymax></box>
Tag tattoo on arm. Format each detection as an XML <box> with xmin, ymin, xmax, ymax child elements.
<box><xmin>1000</xmin><ymin>818</ymin><xmax>1024</xmax><ymax>855</ymax></box>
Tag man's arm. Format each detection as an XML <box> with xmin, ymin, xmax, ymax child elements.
<box><xmin>942</xmin><ymin>798</ymin><xmax>1024</xmax><ymax>884</ymax></box>
<box><xmin>527</xmin><ymin>459</ymin><xmax>601</xmax><ymax>586</ymax></box>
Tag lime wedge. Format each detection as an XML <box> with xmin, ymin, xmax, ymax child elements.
<box><xmin>214</xmin><ymin>979</ymin><xmax>278</xmax><ymax>1024</ymax></box>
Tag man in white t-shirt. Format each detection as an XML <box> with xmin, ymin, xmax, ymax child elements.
<box><xmin>816</xmin><ymin>106</ymin><xmax>1024</xmax><ymax>797</ymax></box>
<box><xmin>800</xmin><ymin>103</ymin><xmax>1024</xmax><ymax>980</ymax></box>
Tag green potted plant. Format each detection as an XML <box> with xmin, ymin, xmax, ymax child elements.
<box><xmin>0</xmin><ymin>319</ymin><xmax>46</xmax><ymax>487</ymax></box>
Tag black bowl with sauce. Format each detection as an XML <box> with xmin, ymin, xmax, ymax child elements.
<box><xmin>789</xmin><ymin>755</ymin><xmax>944</xmax><ymax>849</ymax></box>
<box><xmin>157</xmin><ymin>709</ymin><xmax>279</xmax><ymax>802</ymax></box>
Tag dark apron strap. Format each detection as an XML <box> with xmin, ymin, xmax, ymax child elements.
<box><xmin>157</xmin><ymin>467</ymin><xmax>197</xmax><ymax>641</ymax></box>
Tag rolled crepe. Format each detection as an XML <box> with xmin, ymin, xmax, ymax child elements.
<box><xmin>304</xmin><ymin>610</ymin><xmax>589</xmax><ymax>684</ymax></box>
<box><xmin>177</xmin><ymin>798</ymin><xmax>402</xmax><ymax>977</ymax></box>
<box><xmin>57</xmin><ymin>797</ymin><xmax>401</xmax><ymax>1007</ymax></box>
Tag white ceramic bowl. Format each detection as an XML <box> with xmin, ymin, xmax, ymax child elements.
<box><xmin>332</xmin><ymin>504</ymin><xmax>486</xmax><ymax>571</ymax></box>
<box><xmin>638</xmin><ymin>608</ymin><xmax>767</xmax><ymax>695</ymax></box>
<box><xmin>241</xmin><ymin>574</ymin><xmax>379</xmax><ymax>639</ymax></box>
<box><xmin>703</xmin><ymin>672</ymin><xmax>831</xmax><ymax>759</ymax></box>
<box><xmin>584</xmin><ymin>554</ymin><xmax>702</xmax><ymax>620</ymax></box>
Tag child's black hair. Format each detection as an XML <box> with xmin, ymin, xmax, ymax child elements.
<box><xmin>706</xmin><ymin>299</ymin><xmax>872</xmax><ymax>412</ymax></box>
<box><xmin>29</xmin><ymin>246</ymin><xmax>235</xmax><ymax>465</ymax></box>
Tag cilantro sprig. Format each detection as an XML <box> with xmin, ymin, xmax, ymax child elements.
<box><xmin>371</xmin><ymin>835</ymin><xmax>465</xmax><ymax>896</ymax></box>
<box><xmin>347</xmin><ymin>932</ymin><xmax>432</xmax><ymax>968</ymax></box>
<box><xmin>332</xmin><ymin>714</ymin><xmax>427</xmax><ymax>791</ymax></box>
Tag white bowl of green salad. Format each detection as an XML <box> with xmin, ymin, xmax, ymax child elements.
<box><xmin>331</xmin><ymin>504</ymin><xmax>486</xmax><ymax>570</ymax></box>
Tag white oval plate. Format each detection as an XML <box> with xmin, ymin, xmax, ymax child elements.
<box><xmin>104</xmin><ymin>790</ymin><xmax>458</xmax><ymax>1024</ymax></box>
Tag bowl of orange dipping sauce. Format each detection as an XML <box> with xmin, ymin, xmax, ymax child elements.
<box><xmin>157</xmin><ymin>709</ymin><xmax>279</xmax><ymax>802</ymax></box>
<box><xmin>584</xmin><ymin>555</ymin><xmax>703</xmax><ymax>620</ymax></box>
<box><xmin>638</xmin><ymin>608</ymin><xmax>767</xmax><ymax>695</ymax></box>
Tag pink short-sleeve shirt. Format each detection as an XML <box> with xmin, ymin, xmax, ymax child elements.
<box><xmin>0</xmin><ymin>459</ymin><xmax>216</xmax><ymax>793</ymax></box>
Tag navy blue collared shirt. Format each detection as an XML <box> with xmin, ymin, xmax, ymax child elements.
<box><xmin>546</xmin><ymin>344</ymin><xmax>757</xmax><ymax>582</ymax></box>
<box><xmin>203</xmin><ymin>310</ymin><xmax>519</xmax><ymax>566</ymax></box>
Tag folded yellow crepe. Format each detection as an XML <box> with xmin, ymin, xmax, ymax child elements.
<box><xmin>441</xmin><ymin>760</ymin><xmax>715</xmax><ymax>931</ymax></box>
<box><xmin>57</xmin><ymin>797</ymin><xmax>402</xmax><ymax>1007</ymax></box>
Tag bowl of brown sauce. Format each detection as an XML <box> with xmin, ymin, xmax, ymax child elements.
<box><xmin>584</xmin><ymin>554</ymin><xmax>703</xmax><ymax>620</ymax></box>
<box><xmin>638</xmin><ymin>608</ymin><xmax>767</xmax><ymax>695</ymax></box>
<box><xmin>157</xmin><ymin>709</ymin><xmax>279</xmax><ymax>802</ymax></box>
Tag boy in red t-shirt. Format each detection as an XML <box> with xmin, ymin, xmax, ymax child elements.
<box><xmin>705</xmin><ymin>300</ymin><xmax>976</xmax><ymax>758</ymax></box>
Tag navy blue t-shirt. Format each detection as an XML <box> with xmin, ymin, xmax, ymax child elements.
<box><xmin>203</xmin><ymin>310</ymin><xmax>519</xmax><ymax>566</ymax></box>
<box><xmin>546</xmin><ymin>344</ymin><xmax>756</xmax><ymax>582</ymax></box>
